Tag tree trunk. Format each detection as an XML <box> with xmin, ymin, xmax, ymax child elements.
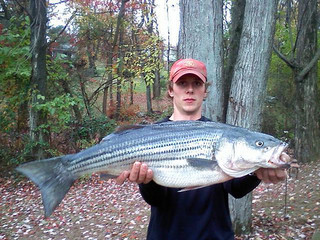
<box><xmin>29</xmin><ymin>0</ymin><xmax>48</xmax><ymax>159</ymax></box>
<box><xmin>153</xmin><ymin>69</ymin><xmax>161</xmax><ymax>99</ymax></box>
<box><xmin>226</xmin><ymin>0</ymin><xmax>278</xmax><ymax>235</ymax></box>
<box><xmin>103</xmin><ymin>85</ymin><xmax>109</xmax><ymax>114</ymax></box>
<box><xmin>179</xmin><ymin>0</ymin><xmax>224</xmax><ymax>122</ymax></box>
<box><xmin>165</xmin><ymin>0</ymin><xmax>170</xmax><ymax>74</ymax></box>
<box><xmin>143</xmin><ymin>0</ymin><xmax>155</xmax><ymax>114</ymax></box>
<box><xmin>153</xmin><ymin>13</ymin><xmax>161</xmax><ymax>99</ymax></box>
<box><xmin>115</xmin><ymin>28</ymin><xmax>124</xmax><ymax>120</ymax></box>
<box><xmin>223</xmin><ymin>0</ymin><xmax>246</xmax><ymax>120</ymax></box>
<box><xmin>103</xmin><ymin>54</ymin><xmax>113</xmax><ymax>115</ymax></box>
<box><xmin>293</xmin><ymin>0</ymin><xmax>320</xmax><ymax>163</ymax></box>
<box><xmin>130</xmin><ymin>80</ymin><xmax>134</xmax><ymax>105</ymax></box>
<box><xmin>102</xmin><ymin>0</ymin><xmax>129</xmax><ymax>116</ymax></box>
<box><xmin>146</xmin><ymin>82</ymin><xmax>153</xmax><ymax>114</ymax></box>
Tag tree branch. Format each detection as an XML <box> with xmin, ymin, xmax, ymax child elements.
<box><xmin>272</xmin><ymin>45</ymin><xmax>296</xmax><ymax>69</ymax></box>
<box><xmin>296</xmin><ymin>47</ymin><xmax>320</xmax><ymax>82</ymax></box>
<box><xmin>12</xmin><ymin>0</ymin><xmax>31</xmax><ymax>19</ymax></box>
<box><xmin>47</xmin><ymin>10</ymin><xmax>77</xmax><ymax>47</ymax></box>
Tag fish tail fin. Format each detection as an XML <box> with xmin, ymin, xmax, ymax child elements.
<box><xmin>16</xmin><ymin>155</ymin><xmax>75</xmax><ymax>218</ymax></box>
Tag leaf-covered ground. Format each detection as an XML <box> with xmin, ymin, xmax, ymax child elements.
<box><xmin>1</xmin><ymin>161</ymin><xmax>319</xmax><ymax>240</ymax></box>
<box><xmin>248</xmin><ymin>161</ymin><xmax>320</xmax><ymax>240</ymax></box>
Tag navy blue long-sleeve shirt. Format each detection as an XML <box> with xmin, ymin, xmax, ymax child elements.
<box><xmin>139</xmin><ymin>116</ymin><xmax>261</xmax><ymax>240</ymax></box>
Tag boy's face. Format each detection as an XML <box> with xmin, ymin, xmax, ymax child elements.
<box><xmin>168</xmin><ymin>74</ymin><xmax>207</xmax><ymax>117</ymax></box>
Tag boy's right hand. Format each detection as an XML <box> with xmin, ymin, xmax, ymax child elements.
<box><xmin>115</xmin><ymin>162</ymin><xmax>153</xmax><ymax>185</ymax></box>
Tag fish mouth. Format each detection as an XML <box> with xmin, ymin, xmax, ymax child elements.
<box><xmin>268</xmin><ymin>142</ymin><xmax>291</xmax><ymax>169</ymax></box>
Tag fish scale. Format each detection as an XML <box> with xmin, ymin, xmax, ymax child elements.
<box><xmin>70</xmin><ymin>136</ymin><xmax>214</xmax><ymax>176</ymax></box>
<box><xmin>16</xmin><ymin>120</ymin><xmax>289</xmax><ymax>218</ymax></box>
<box><xmin>69</xmin><ymin>126</ymin><xmax>215</xmax><ymax>175</ymax></box>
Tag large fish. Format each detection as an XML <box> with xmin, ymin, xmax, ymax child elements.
<box><xmin>16</xmin><ymin>120</ymin><xmax>290</xmax><ymax>217</ymax></box>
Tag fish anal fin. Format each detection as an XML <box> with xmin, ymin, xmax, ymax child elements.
<box><xmin>178</xmin><ymin>184</ymin><xmax>212</xmax><ymax>192</ymax></box>
<box><xmin>99</xmin><ymin>173</ymin><xmax>117</xmax><ymax>180</ymax></box>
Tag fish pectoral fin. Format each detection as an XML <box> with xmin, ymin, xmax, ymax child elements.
<box><xmin>186</xmin><ymin>158</ymin><xmax>218</xmax><ymax>170</ymax></box>
<box><xmin>178</xmin><ymin>184</ymin><xmax>212</xmax><ymax>192</ymax></box>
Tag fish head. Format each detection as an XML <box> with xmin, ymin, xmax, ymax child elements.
<box><xmin>215</xmin><ymin>131</ymin><xmax>289</xmax><ymax>178</ymax></box>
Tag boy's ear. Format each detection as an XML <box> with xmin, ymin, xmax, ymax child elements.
<box><xmin>168</xmin><ymin>89</ymin><xmax>174</xmax><ymax>97</ymax></box>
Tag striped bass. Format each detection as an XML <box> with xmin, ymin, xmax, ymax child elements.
<box><xmin>16</xmin><ymin>120</ymin><xmax>289</xmax><ymax>218</ymax></box>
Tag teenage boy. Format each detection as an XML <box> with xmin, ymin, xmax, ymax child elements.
<box><xmin>116</xmin><ymin>59</ymin><xmax>289</xmax><ymax>240</ymax></box>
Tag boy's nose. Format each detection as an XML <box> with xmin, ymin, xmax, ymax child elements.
<box><xmin>186</xmin><ymin>85</ymin><xmax>194</xmax><ymax>93</ymax></box>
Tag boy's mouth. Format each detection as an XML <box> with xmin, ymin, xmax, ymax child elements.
<box><xmin>184</xmin><ymin>98</ymin><xmax>195</xmax><ymax>103</ymax></box>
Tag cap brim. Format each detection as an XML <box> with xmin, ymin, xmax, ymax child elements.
<box><xmin>172</xmin><ymin>70</ymin><xmax>206</xmax><ymax>83</ymax></box>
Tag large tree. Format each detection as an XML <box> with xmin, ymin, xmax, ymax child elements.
<box><xmin>273</xmin><ymin>0</ymin><xmax>320</xmax><ymax>163</ymax></box>
<box><xmin>226</xmin><ymin>0</ymin><xmax>278</xmax><ymax>234</ymax></box>
<box><xmin>178</xmin><ymin>0</ymin><xmax>224</xmax><ymax>122</ymax></box>
<box><xmin>178</xmin><ymin>0</ymin><xmax>278</xmax><ymax>235</ymax></box>
<box><xmin>294</xmin><ymin>0</ymin><xmax>320</xmax><ymax>163</ymax></box>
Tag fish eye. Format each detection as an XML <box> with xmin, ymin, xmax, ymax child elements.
<box><xmin>255</xmin><ymin>141</ymin><xmax>264</xmax><ymax>147</ymax></box>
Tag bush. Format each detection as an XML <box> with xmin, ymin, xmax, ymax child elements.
<box><xmin>68</xmin><ymin>115</ymin><xmax>116</xmax><ymax>147</ymax></box>
<box><xmin>0</xmin><ymin>114</ymin><xmax>116</xmax><ymax>168</ymax></box>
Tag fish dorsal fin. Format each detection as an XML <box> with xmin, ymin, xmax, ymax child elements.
<box><xmin>187</xmin><ymin>158</ymin><xmax>218</xmax><ymax>170</ymax></box>
<box><xmin>115</xmin><ymin>124</ymin><xmax>145</xmax><ymax>133</ymax></box>
<box><xmin>101</xmin><ymin>125</ymin><xmax>145</xmax><ymax>143</ymax></box>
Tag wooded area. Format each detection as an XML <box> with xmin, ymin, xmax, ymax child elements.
<box><xmin>0</xmin><ymin>0</ymin><xmax>320</xmax><ymax>238</ymax></box>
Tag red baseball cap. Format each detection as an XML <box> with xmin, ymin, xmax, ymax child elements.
<box><xmin>169</xmin><ymin>58</ymin><xmax>207</xmax><ymax>83</ymax></box>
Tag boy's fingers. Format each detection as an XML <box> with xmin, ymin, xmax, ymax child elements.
<box><xmin>129</xmin><ymin>162</ymin><xmax>141</xmax><ymax>182</ymax></box>
<box><xmin>143</xmin><ymin>169</ymin><xmax>153</xmax><ymax>184</ymax></box>
<box><xmin>115</xmin><ymin>171</ymin><xmax>130</xmax><ymax>185</ymax></box>
<box><xmin>137</xmin><ymin>163</ymin><xmax>148</xmax><ymax>183</ymax></box>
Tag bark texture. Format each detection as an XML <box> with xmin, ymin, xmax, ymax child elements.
<box><xmin>226</xmin><ymin>0</ymin><xmax>278</xmax><ymax>235</ymax></box>
<box><xmin>29</xmin><ymin>0</ymin><xmax>48</xmax><ymax>159</ymax></box>
<box><xmin>178</xmin><ymin>0</ymin><xmax>224</xmax><ymax>122</ymax></box>
<box><xmin>294</xmin><ymin>0</ymin><xmax>320</xmax><ymax>163</ymax></box>
<box><xmin>223</xmin><ymin>0</ymin><xmax>246</xmax><ymax>120</ymax></box>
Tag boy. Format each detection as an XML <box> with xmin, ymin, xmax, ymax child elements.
<box><xmin>116</xmin><ymin>59</ymin><xmax>289</xmax><ymax>239</ymax></box>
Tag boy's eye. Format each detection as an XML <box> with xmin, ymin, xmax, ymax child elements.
<box><xmin>177</xmin><ymin>81</ymin><xmax>186</xmax><ymax>86</ymax></box>
<box><xmin>194</xmin><ymin>81</ymin><xmax>203</xmax><ymax>86</ymax></box>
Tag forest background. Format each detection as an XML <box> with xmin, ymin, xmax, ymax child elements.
<box><xmin>0</xmin><ymin>0</ymin><xmax>320</xmax><ymax>239</ymax></box>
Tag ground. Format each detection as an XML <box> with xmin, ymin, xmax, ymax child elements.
<box><xmin>1</xmin><ymin>94</ymin><xmax>319</xmax><ymax>239</ymax></box>
<box><xmin>0</xmin><ymin>161</ymin><xmax>319</xmax><ymax>240</ymax></box>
